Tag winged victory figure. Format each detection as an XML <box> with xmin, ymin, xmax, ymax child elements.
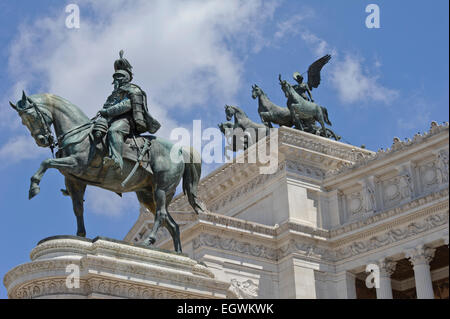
<box><xmin>292</xmin><ymin>54</ymin><xmax>331</xmax><ymax>103</ymax></box>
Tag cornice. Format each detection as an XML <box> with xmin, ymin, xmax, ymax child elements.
<box><xmin>168</xmin><ymin>126</ymin><xmax>373</xmax><ymax>212</ymax></box>
<box><xmin>324</xmin><ymin>121</ymin><xmax>449</xmax><ymax>182</ymax></box>
<box><xmin>7</xmin><ymin>276</ymin><xmax>224</xmax><ymax>299</ymax></box>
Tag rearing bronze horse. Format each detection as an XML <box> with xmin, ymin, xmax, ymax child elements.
<box><xmin>279</xmin><ymin>75</ymin><xmax>332</xmax><ymax>135</ymax></box>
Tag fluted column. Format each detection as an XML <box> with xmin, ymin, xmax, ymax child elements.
<box><xmin>376</xmin><ymin>259</ymin><xmax>396</xmax><ymax>299</ymax></box>
<box><xmin>406</xmin><ymin>245</ymin><xmax>436</xmax><ymax>299</ymax></box>
<box><xmin>335</xmin><ymin>271</ymin><xmax>357</xmax><ymax>299</ymax></box>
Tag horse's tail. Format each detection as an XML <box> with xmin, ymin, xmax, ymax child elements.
<box><xmin>182</xmin><ymin>146</ymin><xmax>206</xmax><ymax>215</ymax></box>
<box><xmin>321</xmin><ymin>106</ymin><xmax>332</xmax><ymax>126</ymax></box>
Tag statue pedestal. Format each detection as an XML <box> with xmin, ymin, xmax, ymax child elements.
<box><xmin>3</xmin><ymin>236</ymin><xmax>234</xmax><ymax>299</ymax></box>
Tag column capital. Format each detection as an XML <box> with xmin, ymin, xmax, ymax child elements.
<box><xmin>405</xmin><ymin>245</ymin><xmax>436</xmax><ymax>266</ymax></box>
<box><xmin>378</xmin><ymin>258</ymin><xmax>397</xmax><ymax>277</ymax></box>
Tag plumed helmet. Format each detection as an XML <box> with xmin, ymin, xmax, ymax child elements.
<box><xmin>113</xmin><ymin>50</ymin><xmax>133</xmax><ymax>81</ymax></box>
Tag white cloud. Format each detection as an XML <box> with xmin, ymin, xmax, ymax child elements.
<box><xmin>0</xmin><ymin>135</ymin><xmax>48</xmax><ymax>165</ymax></box>
<box><xmin>3</xmin><ymin>0</ymin><xmax>280</xmax><ymax>216</ymax></box>
<box><xmin>5</xmin><ymin>0</ymin><xmax>278</xmax><ymax>136</ymax></box>
<box><xmin>329</xmin><ymin>54</ymin><xmax>399</xmax><ymax>105</ymax></box>
<box><xmin>282</xmin><ymin>19</ymin><xmax>397</xmax><ymax>106</ymax></box>
<box><xmin>85</xmin><ymin>187</ymin><xmax>139</xmax><ymax>217</ymax></box>
<box><xmin>274</xmin><ymin>14</ymin><xmax>306</xmax><ymax>39</ymax></box>
<box><xmin>300</xmin><ymin>30</ymin><xmax>336</xmax><ymax>58</ymax></box>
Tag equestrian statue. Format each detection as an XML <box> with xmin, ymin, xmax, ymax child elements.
<box><xmin>9</xmin><ymin>51</ymin><xmax>205</xmax><ymax>253</ymax></box>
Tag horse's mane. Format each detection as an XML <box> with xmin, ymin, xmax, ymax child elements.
<box><xmin>230</xmin><ymin>105</ymin><xmax>249</xmax><ymax>118</ymax></box>
<box><xmin>259</xmin><ymin>87</ymin><xmax>268</xmax><ymax>97</ymax></box>
<box><xmin>254</xmin><ymin>85</ymin><xmax>268</xmax><ymax>98</ymax></box>
<box><xmin>31</xmin><ymin>93</ymin><xmax>90</xmax><ymax>122</ymax></box>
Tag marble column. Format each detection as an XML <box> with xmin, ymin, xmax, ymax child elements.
<box><xmin>406</xmin><ymin>245</ymin><xmax>436</xmax><ymax>299</ymax></box>
<box><xmin>376</xmin><ymin>259</ymin><xmax>397</xmax><ymax>299</ymax></box>
<box><xmin>335</xmin><ymin>271</ymin><xmax>357</xmax><ymax>299</ymax></box>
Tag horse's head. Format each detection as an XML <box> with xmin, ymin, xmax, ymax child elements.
<box><xmin>10</xmin><ymin>91</ymin><xmax>54</xmax><ymax>148</ymax></box>
<box><xmin>251</xmin><ymin>84</ymin><xmax>263</xmax><ymax>99</ymax></box>
<box><xmin>218</xmin><ymin>121</ymin><xmax>234</xmax><ymax>134</ymax></box>
<box><xmin>224</xmin><ymin>105</ymin><xmax>235</xmax><ymax>121</ymax></box>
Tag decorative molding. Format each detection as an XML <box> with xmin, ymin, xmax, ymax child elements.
<box><xmin>193</xmin><ymin>233</ymin><xmax>278</xmax><ymax>261</ymax></box>
<box><xmin>334</xmin><ymin>211</ymin><xmax>448</xmax><ymax>261</ymax></box>
<box><xmin>278</xmin><ymin>127</ymin><xmax>373</xmax><ymax>163</ymax></box>
<box><xmin>228</xmin><ymin>279</ymin><xmax>259</xmax><ymax>299</ymax></box>
<box><xmin>331</xmin><ymin>188</ymin><xmax>448</xmax><ymax>238</ymax></box>
<box><xmin>325</xmin><ymin>122</ymin><xmax>449</xmax><ymax>178</ymax></box>
<box><xmin>9</xmin><ymin>277</ymin><xmax>213</xmax><ymax>299</ymax></box>
<box><xmin>4</xmin><ymin>237</ymin><xmax>234</xmax><ymax>299</ymax></box>
<box><xmin>207</xmin><ymin>163</ymin><xmax>285</xmax><ymax>212</ymax></box>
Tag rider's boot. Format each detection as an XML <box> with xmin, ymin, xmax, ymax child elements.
<box><xmin>104</xmin><ymin>131</ymin><xmax>125</xmax><ymax>174</ymax></box>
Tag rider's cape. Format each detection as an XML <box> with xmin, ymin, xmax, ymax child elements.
<box><xmin>118</xmin><ymin>83</ymin><xmax>161</xmax><ymax>134</ymax></box>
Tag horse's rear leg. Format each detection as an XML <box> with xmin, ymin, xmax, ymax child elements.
<box><xmin>163</xmin><ymin>195</ymin><xmax>181</xmax><ymax>253</ymax></box>
<box><xmin>141</xmin><ymin>188</ymin><xmax>182</xmax><ymax>253</ymax></box>
<box><xmin>65</xmin><ymin>177</ymin><xmax>87</xmax><ymax>237</ymax></box>
<box><xmin>139</xmin><ymin>188</ymin><xmax>165</xmax><ymax>246</ymax></box>
<box><xmin>136</xmin><ymin>189</ymin><xmax>156</xmax><ymax>243</ymax></box>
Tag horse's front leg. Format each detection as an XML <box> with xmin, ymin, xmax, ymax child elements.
<box><xmin>29</xmin><ymin>156</ymin><xmax>78</xmax><ymax>199</ymax></box>
<box><xmin>260</xmin><ymin>112</ymin><xmax>273</xmax><ymax>128</ymax></box>
<box><xmin>291</xmin><ymin>110</ymin><xmax>304</xmax><ymax>131</ymax></box>
<box><xmin>316</xmin><ymin>111</ymin><xmax>327</xmax><ymax>136</ymax></box>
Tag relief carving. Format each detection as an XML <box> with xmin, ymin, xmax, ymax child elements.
<box><xmin>229</xmin><ymin>279</ymin><xmax>258</xmax><ymax>299</ymax></box>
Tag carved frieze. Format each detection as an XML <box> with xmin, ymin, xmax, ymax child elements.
<box><xmin>326</xmin><ymin>122</ymin><xmax>449</xmax><ymax>178</ymax></box>
<box><xmin>347</xmin><ymin>192</ymin><xmax>364</xmax><ymax>216</ymax></box>
<box><xmin>229</xmin><ymin>279</ymin><xmax>259</xmax><ymax>299</ymax></box>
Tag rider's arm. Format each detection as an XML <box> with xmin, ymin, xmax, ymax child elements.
<box><xmin>100</xmin><ymin>98</ymin><xmax>132</xmax><ymax>118</ymax></box>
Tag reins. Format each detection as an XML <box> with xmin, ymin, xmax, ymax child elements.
<box><xmin>22</xmin><ymin>100</ymin><xmax>99</xmax><ymax>157</ymax></box>
<box><xmin>20</xmin><ymin>99</ymin><xmax>57</xmax><ymax>157</ymax></box>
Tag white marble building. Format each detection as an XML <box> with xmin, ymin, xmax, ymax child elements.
<box><xmin>126</xmin><ymin>122</ymin><xmax>449</xmax><ymax>299</ymax></box>
<box><xmin>4</xmin><ymin>122</ymin><xmax>449</xmax><ymax>299</ymax></box>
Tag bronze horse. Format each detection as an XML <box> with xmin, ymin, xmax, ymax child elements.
<box><xmin>279</xmin><ymin>75</ymin><xmax>332</xmax><ymax>135</ymax></box>
<box><xmin>252</xmin><ymin>84</ymin><xmax>293</xmax><ymax>128</ymax></box>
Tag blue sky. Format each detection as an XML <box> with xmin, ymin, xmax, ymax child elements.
<box><xmin>0</xmin><ymin>0</ymin><xmax>448</xmax><ymax>299</ymax></box>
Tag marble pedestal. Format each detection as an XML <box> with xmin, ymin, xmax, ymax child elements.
<box><xmin>4</xmin><ymin>236</ymin><xmax>234</xmax><ymax>299</ymax></box>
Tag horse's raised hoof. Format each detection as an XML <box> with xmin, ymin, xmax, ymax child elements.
<box><xmin>29</xmin><ymin>185</ymin><xmax>40</xmax><ymax>199</ymax></box>
<box><xmin>143</xmin><ymin>236</ymin><xmax>156</xmax><ymax>247</ymax></box>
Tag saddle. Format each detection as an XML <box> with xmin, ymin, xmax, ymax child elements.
<box><xmin>56</xmin><ymin>120</ymin><xmax>154</xmax><ymax>176</ymax></box>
